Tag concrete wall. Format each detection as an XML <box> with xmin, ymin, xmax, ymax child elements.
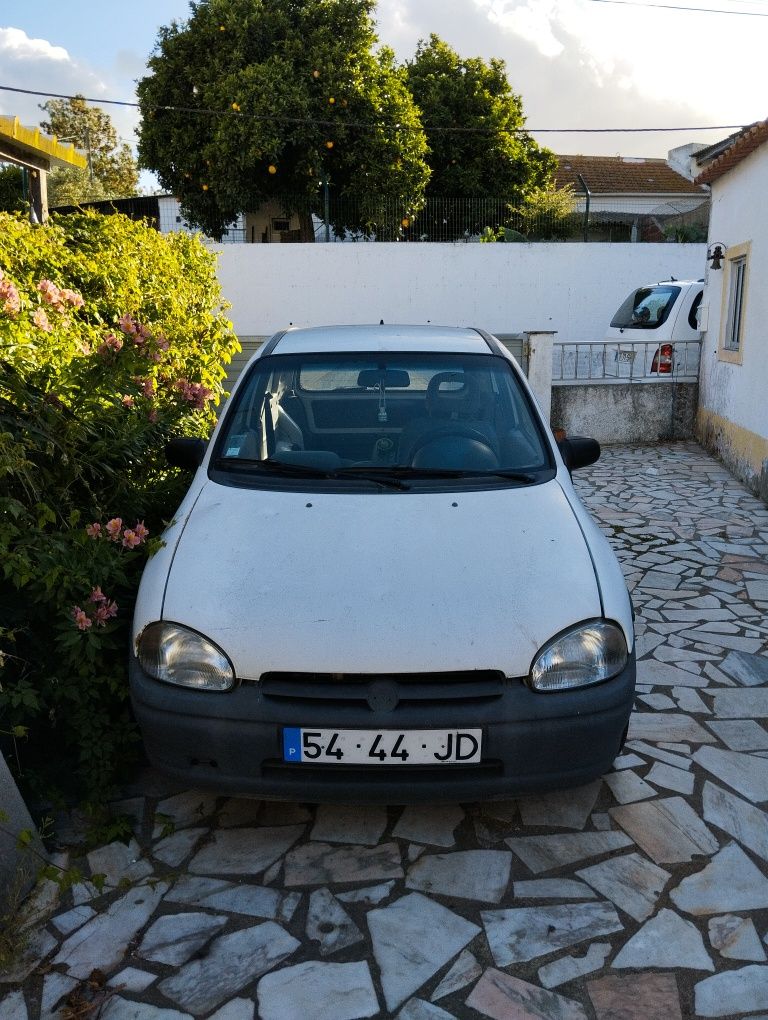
<box><xmin>212</xmin><ymin>242</ymin><xmax>705</xmax><ymax>341</ymax></box>
<box><xmin>697</xmin><ymin>148</ymin><xmax>768</xmax><ymax>501</ymax></box>
<box><xmin>0</xmin><ymin>752</ymin><xmax>43</xmax><ymax>916</ymax></box>
<box><xmin>551</xmin><ymin>382</ymin><xmax>699</xmax><ymax>444</ymax></box>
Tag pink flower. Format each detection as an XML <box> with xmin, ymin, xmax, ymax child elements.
<box><xmin>38</xmin><ymin>279</ymin><xmax>61</xmax><ymax>306</ymax></box>
<box><xmin>72</xmin><ymin>606</ymin><xmax>92</xmax><ymax>631</ymax></box>
<box><xmin>59</xmin><ymin>288</ymin><xmax>84</xmax><ymax>310</ymax></box>
<box><xmin>134</xmin><ymin>521</ymin><xmax>149</xmax><ymax>542</ymax></box>
<box><xmin>94</xmin><ymin>600</ymin><xmax>118</xmax><ymax>625</ymax></box>
<box><xmin>122</xmin><ymin>528</ymin><xmax>141</xmax><ymax>549</ymax></box>
<box><xmin>89</xmin><ymin>585</ymin><xmax>107</xmax><ymax>603</ymax></box>
<box><xmin>105</xmin><ymin>518</ymin><xmax>123</xmax><ymax>541</ymax></box>
<box><xmin>118</xmin><ymin>313</ymin><xmax>138</xmax><ymax>336</ymax></box>
<box><xmin>138</xmin><ymin>378</ymin><xmax>155</xmax><ymax>399</ymax></box>
<box><xmin>155</xmin><ymin>335</ymin><xmax>170</xmax><ymax>352</ymax></box>
<box><xmin>147</xmin><ymin>408</ymin><xmax>158</xmax><ymax>423</ymax></box>
<box><xmin>137</xmin><ymin>322</ymin><xmax>151</xmax><ymax>340</ymax></box>
<box><xmin>121</xmin><ymin>395</ymin><xmax>135</xmax><ymax>408</ymax></box>
<box><xmin>32</xmin><ymin>307</ymin><xmax>52</xmax><ymax>332</ymax></box>
<box><xmin>98</xmin><ymin>333</ymin><xmax>123</xmax><ymax>356</ymax></box>
<box><xmin>85</xmin><ymin>522</ymin><xmax>101</xmax><ymax>539</ymax></box>
<box><xmin>175</xmin><ymin>378</ymin><xmax>214</xmax><ymax>410</ymax></box>
<box><xmin>0</xmin><ymin>279</ymin><xmax>20</xmax><ymax>316</ymax></box>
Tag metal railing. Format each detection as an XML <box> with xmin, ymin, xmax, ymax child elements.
<box><xmin>47</xmin><ymin>192</ymin><xmax>710</xmax><ymax>244</ymax></box>
<box><xmin>306</xmin><ymin>196</ymin><xmax>710</xmax><ymax>243</ymax></box>
<box><xmin>552</xmin><ymin>339</ymin><xmax>702</xmax><ymax>384</ymax></box>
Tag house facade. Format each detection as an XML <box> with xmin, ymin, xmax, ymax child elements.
<box><xmin>555</xmin><ymin>154</ymin><xmax>709</xmax><ymax>241</ymax></box>
<box><xmin>695</xmin><ymin>118</ymin><xmax>768</xmax><ymax>501</ymax></box>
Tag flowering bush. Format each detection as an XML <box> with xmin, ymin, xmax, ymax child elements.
<box><xmin>0</xmin><ymin>210</ymin><xmax>239</xmax><ymax>799</ymax></box>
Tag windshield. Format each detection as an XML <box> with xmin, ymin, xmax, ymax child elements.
<box><xmin>610</xmin><ymin>285</ymin><xmax>681</xmax><ymax>330</ymax></box>
<box><xmin>212</xmin><ymin>351</ymin><xmax>552</xmax><ymax>489</ymax></box>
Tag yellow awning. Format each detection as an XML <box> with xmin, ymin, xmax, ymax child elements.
<box><xmin>0</xmin><ymin>115</ymin><xmax>88</xmax><ymax>170</ymax></box>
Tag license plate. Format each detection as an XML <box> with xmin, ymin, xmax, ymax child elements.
<box><xmin>615</xmin><ymin>350</ymin><xmax>636</xmax><ymax>363</ymax></box>
<box><xmin>282</xmin><ymin>728</ymin><xmax>482</xmax><ymax>765</ymax></box>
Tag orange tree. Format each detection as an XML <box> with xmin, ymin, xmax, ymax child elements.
<box><xmin>405</xmin><ymin>35</ymin><xmax>556</xmax><ymax>200</ymax></box>
<box><xmin>137</xmin><ymin>0</ymin><xmax>430</xmax><ymax>239</ymax></box>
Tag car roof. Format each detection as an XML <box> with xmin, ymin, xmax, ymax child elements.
<box><xmin>646</xmin><ymin>280</ymin><xmax>703</xmax><ymax>287</ymax></box>
<box><xmin>271</xmin><ymin>324</ymin><xmax>492</xmax><ymax>355</ymax></box>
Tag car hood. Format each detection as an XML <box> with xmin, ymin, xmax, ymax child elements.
<box><xmin>160</xmin><ymin>479</ymin><xmax>602</xmax><ymax>678</ymax></box>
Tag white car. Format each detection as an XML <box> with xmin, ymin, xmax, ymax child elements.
<box><xmin>555</xmin><ymin>280</ymin><xmax>704</xmax><ymax>381</ymax></box>
<box><xmin>130</xmin><ymin>325</ymin><xmax>635</xmax><ymax>801</ymax></box>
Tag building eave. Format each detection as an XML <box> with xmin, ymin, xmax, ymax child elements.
<box><xmin>0</xmin><ymin>115</ymin><xmax>88</xmax><ymax>171</ymax></box>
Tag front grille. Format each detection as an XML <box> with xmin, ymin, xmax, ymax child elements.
<box><xmin>259</xmin><ymin>669</ymin><xmax>506</xmax><ymax>706</ymax></box>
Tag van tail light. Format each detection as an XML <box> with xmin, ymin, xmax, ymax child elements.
<box><xmin>651</xmin><ymin>344</ymin><xmax>673</xmax><ymax>374</ymax></box>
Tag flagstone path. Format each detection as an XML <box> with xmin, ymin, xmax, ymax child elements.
<box><xmin>2</xmin><ymin>441</ymin><xmax>768</xmax><ymax>1019</ymax></box>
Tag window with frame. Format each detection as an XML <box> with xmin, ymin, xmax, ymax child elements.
<box><xmin>724</xmin><ymin>254</ymin><xmax>747</xmax><ymax>351</ymax></box>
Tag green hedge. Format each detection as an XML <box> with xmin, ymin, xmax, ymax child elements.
<box><xmin>0</xmin><ymin>211</ymin><xmax>239</xmax><ymax>800</ymax></box>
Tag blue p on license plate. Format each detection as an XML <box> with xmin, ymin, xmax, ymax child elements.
<box><xmin>282</xmin><ymin>728</ymin><xmax>482</xmax><ymax>765</ymax></box>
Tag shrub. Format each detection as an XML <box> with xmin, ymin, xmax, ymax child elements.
<box><xmin>0</xmin><ymin>211</ymin><xmax>239</xmax><ymax>800</ymax></box>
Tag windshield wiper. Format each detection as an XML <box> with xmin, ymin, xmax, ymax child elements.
<box><xmin>215</xmin><ymin>457</ymin><xmax>408</xmax><ymax>489</ymax></box>
<box><xmin>216</xmin><ymin>456</ymin><xmax>331</xmax><ymax>478</ymax></box>
<box><xmin>331</xmin><ymin>467</ymin><xmax>409</xmax><ymax>490</ymax></box>
<box><xmin>216</xmin><ymin>458</ymin><xmax>533</xmax><ymax>487</ymax></box>
<box><xmin>464</xmin><ymin>470</ymin><xmax>537</xmax><ymax>483</ymax></box>
<box><xmin>342</xmin><ymin>466</ymin><xmax>537</xmax><ymax>484</ymax></box>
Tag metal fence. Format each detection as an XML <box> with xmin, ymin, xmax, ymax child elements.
<box><xmin>299</xmin><ymin>194</ymin><xmax>710</xmax><ymax>244</ymax></box>
<box><xmin>553</xmin><ymin>339</ymin><xmax>702</xmax><ymax>384</ymax></box>
<box><xmin>46</xmin><ymin>191</ymin><xmax>710</xmax><ymax>245</ymax></box>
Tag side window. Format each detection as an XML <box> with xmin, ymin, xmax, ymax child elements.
<box><xmin>688</xmin><ymin>291</ymin><xmax>703</xmax><ymax>331</ymax></box>
<box><xmin>724</xmin><ymin>256</ymin><xmax>747</xmax><ymax>351</ymax></box>
<box><xmin>718</xmin><ymin>242</ymin><xmax>750</xmax><ymax>363</ymax></box>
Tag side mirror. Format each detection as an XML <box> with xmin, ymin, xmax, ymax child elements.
<box><xmin>557</xmin><ymin>435</ymin><xmax>600</xmax><ymax>471</ymax></box>
<box><xmin>165</xmin><ymin>437</ymin><xmax>207</xmax><ymax>470</ymax></box>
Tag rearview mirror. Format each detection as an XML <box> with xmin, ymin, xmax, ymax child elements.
<box><xmin>165</xmin><ymin>437</ymin><xmax>207</xmax><ymax>470</ymax></box>
<box><xmin>557</xmin><ymin>436</ymin><xmax>600</xmax><ymax>472</ymax></box>
<box><xmin>357</xmin><ymin>369</ymin><xmax>411</xmax><ymax>389</ymax></box>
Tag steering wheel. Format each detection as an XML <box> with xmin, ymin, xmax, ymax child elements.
<box><xmin>408</xmin><ymin>425</ymin><xmax>498</xmax><ymax>465</ymax></box>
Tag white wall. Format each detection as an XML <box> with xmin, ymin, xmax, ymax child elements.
<box><xmin>697</xmin><ymin>146</ymin><xmax>768</xmax><ymax>499</ymax></box>
<box><xmin>213</xmin><ymin>242</ymin><xmax>705</xmax><ymax>342</ymax></box>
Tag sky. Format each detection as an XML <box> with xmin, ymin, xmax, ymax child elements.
<box><xmin>1</xmin><ymin>0</ymin><xmax>766</xmax><ymax>191</ymax></box>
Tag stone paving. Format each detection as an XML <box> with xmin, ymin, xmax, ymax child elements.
<box><xmin>2</xmin><ymin>440</ymin><xmax>768</xmax><ymax>1020</ymax></box>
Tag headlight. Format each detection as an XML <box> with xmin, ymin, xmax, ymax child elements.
<box><xmin>529</xmin><ymin>621</ymin><xmax>628</xmax><ymax>692</ymax></box>
<box><xmin>136</xmin><ymin>622</ymin><xmax>235</xmax><ymax>691</ymax></box>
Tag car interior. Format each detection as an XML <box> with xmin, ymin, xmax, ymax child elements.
<box><xmin>219</xmin><ymin>355</ymin><xmax>546</xmax><ymax>472</ymax></box>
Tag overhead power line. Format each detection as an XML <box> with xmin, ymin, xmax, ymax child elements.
<box><xmin>588</xmin><ymin>0</ymin><xmax>768</xmax><ymax>14</ymax></box>
<box><xmin>0</xmin><ymin>83</ymin><xmax>749</xmax><ymax>135</ymax></box>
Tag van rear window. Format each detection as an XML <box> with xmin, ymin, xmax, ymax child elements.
<box><xmin>610</xmin><ymin>285</ymin><xmax>681</xmax><ymax>329</ymax></box>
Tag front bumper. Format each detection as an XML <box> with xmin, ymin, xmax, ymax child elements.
<box><xmin>129</xmin><ymin>651</ymin><xmax>636</xmax><ymax>803</ymax></box>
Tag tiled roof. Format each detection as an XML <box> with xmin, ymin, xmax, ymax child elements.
<box><xmin>555</xmin><ymin>154</ymin><xmax>706</xmax><ymax>195</ymax></box>
<box><xmin>695</xmin><ymin>118</ymin><xmax>768</xmax><ymax>186</ymax></box>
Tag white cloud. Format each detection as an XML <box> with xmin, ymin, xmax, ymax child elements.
<box><xmin>476</xmin><ymin>0</ymin><xmax>566</xmax><ymax>58</ymax></box>
<box><xmin>0</xmin><ymin>27</ymin><xmax>139</xmax><ymax>147</ymax></box>
<box><xmin>0</xmin><ymin>26</ymin><xmax>70</xmax><ymax>62</ymax></box>
<box><xmin>374</xmin><ymin>0</ymin><xmax>763</xmax><ymax>157</ymax></box>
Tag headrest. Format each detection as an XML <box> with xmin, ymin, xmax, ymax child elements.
<box><xmin>426</xmin><ymin>372</ymin><xmax>482</xmax><ymax>419</ymax></box>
